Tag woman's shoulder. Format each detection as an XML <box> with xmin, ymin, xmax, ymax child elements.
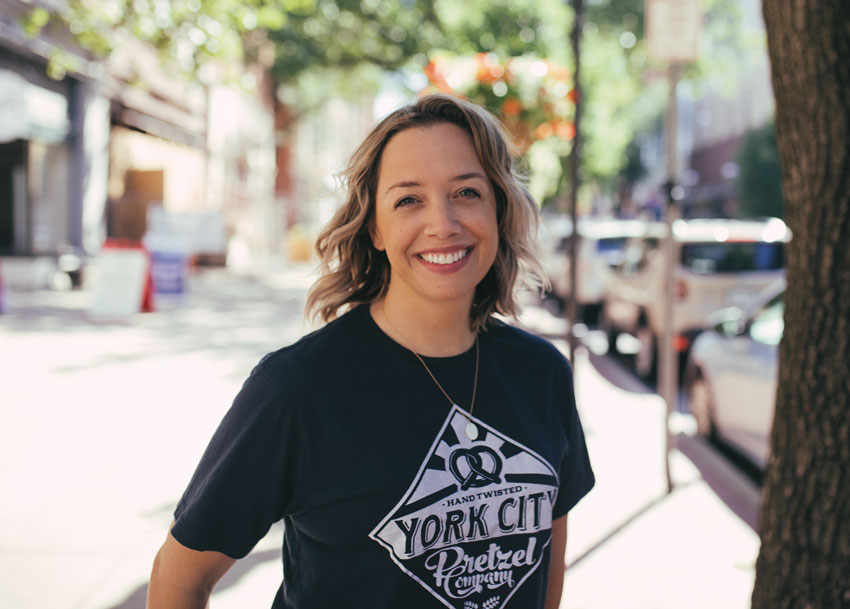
<box><xmin>486</xmin><ymin>316</ymin><xmax>562</xmax><ymax>351</ymax></box>
<box><xmin>219</xmin><ymin>308</ymin><xmax>373</xmax><ymax>424</ymax></box>
<box><xmin>259</xmin><ymin>305</ymin><xmax>369</xmax><ymax>376</ymax></box>
<box><xmin>485</xmin><ymin>316</ymin><xmax>570</xmax><ymax>370</ymax></box>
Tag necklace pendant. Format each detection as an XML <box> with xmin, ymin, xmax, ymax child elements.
<box><xmin>465</xmin><ymin>421</ymin><xmax>479</xmax><ymax>441</ymax></box>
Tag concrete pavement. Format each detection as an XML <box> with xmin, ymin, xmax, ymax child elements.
<box><xmin>513</xmin><ymin>306</ymin><xmax>761</xmax><ymax>609</ymax></box>
<box><xmin>0</xmin><ymin>267</ymin><xmax>762</xmax><ymax>609</ymax></box>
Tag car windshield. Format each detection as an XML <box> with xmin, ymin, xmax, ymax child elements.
<box><xmin>681</xmin><ymin>241</ymin><xmax>784</xmax><ymax>273</ymax></box>
<box><xmin>596</xmin><ymin>237</ymin><xmax>628</xmax><ymax>253</ymax></box>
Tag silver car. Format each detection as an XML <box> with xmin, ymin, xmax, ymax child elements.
<box><xmin>540</xmin><ymin>216</ymin><xmax>650</xmax><ymax>323</ymax></box>
<box><xmin>683</xmin><ymin>279</ymin><xmax>786</xmax><ymax>470</ymax></box>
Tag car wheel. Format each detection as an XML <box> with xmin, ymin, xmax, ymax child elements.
<box><xmin>688</xmin><ymin>374</ymin><xmax>715</xmax><ymax>438</ymax></box>
<box><xmin>634</xmin><ymin>325</ymin><xmax>657</xmax><ymax>381</ymax></box>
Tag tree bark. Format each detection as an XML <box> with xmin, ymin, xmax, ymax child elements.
<box><xmin>753</xmin><ymin>2</ymin><xmax>850</xmax><ymax>608</ymax></box>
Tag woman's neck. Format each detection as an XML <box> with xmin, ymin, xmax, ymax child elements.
<box><xmin>371</xmin><ymin>296</ymin><xmax>476</xmax><ymax>357</ymax></box>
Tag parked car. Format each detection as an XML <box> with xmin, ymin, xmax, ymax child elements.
<box><xmin>540</xmin><ymin>216</ymin><xmax>651</xmax><ymax>323</ymax></box>
<box><xmin>683</xmin><ymin>279</ymin><xmax>786</xmax><ymax>470</ymax></box>
<box><xmin>601</xmin><ymin>217</ymin><xmax>790</xmax><ymax>381</ymax></box>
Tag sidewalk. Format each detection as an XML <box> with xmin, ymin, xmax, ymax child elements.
<box><xmin>0</xmin><ymin>269</ymin><xmax>762</xmax><ymax>609</ymax></box>
<box><xmin>506</xmin><ymin>307</ymin><xmax>762</xmax><ymax>609</ymax></box>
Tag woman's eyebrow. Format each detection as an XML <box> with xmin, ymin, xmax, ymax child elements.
<box><xmin>450</xmin><ymin>172</ymin><xmax>487</xmax><ymax>183</ymax></box>
<box><xmin>385</xmin><ymin>180</ymin><xmax>421</xmax><ymax>196</ymax></box>
<box><xmin>383</xmin><ymin>172</ymin><xmax>487</xmax><ymax>197</ymax></box>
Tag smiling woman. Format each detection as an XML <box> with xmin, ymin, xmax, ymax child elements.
<box><xmin>307</xmin><ymin>94</ymin><xmax>547</xmax><ymax>336</ymax></box>
<box><xmin>369</xmin><ymin>123</ymin><xmax>500</xmax><ymax>329</ymax></box>
<box><xmin>147</xmin><ymin>95</ymin><xmax>594</xmax><ymax>609</ymax></box>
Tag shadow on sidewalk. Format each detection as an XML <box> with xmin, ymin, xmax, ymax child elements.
<box><xmin>566</xmin><ymin>486</ymin><xmax>684</xmax><ymax>570</ymax></box>
<box><xmin>3</xmin><ymin>270</ymin><xmax>311</xmax><ymax>381</ymax></box>
<box><xmin>676</xmin><ymin>434</ymin><xmax>762</xmax><ymax>531</ymax></box>
<box><xmin>100</xmin><ymin>548</ymin><xmax>280</xmax><ymax>609</ymax></box>
<box><xmin>586</xmin><ymin>351</ymin><xmax>656</xmax><ymax>395</ymax></box>
<box><xmin>585</xmin><ymin>350</ymin><xmax>762</xmax><ymax>531</ymax></box>
<box><xmin>566</xmin><ymin>454</ymin><xmax>760</xmax><ymax>574</ymax></box>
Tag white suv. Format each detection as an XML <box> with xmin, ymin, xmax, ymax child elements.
<box><xmin>540</xmin><ymin>217</ymin><xmax>651</xmax><ymax>323</ymax></box>
<box><xmin>600</xmin><ymin>217</ymin><xmax>790</xmax><ymax>381</ymax></box>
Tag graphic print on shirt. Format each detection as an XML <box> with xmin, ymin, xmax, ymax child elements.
<box><xmin>370</xmin><ymin>405</ymin><xmax>559</xmax><ymax>609</ymax></box>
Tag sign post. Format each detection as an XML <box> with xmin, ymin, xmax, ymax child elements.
<box><xmin>646</xmin><ymin>0</ymin><xmax>701</xmax><ymax>493</ymax></box>
<box><xmin>568</xmin><ymin>0</ymin><xmax>584</xmax><ymax>370</ymax></box>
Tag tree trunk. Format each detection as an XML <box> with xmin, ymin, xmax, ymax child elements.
<box><xmin>752</xmin><ymin>2</ymin><xmax>850</xmax><ymax>608</ymax></box>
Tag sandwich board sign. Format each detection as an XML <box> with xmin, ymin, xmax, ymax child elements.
<box><xmin>89</xmin><ymin>245</ymin><xmax>148</xmax><ymax>321</ymax></box>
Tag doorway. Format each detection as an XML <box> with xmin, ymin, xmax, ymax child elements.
<box><xmin>0</xmin><ymin>139</ymin><xmax>26</xmax><ymax>254</ymax></box>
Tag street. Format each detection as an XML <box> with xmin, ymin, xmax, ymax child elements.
<box><xmin>1</xmin><ymin>268</ymin><xmax>762</xmax><ymax>609</ymax></box>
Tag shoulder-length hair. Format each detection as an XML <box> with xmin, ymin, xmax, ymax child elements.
<box><xmin>305</xmin><ymin>93</ymin><xmax>548</xmax><ymax>332</ymax></box>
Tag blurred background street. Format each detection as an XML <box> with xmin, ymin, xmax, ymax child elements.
<box><xmin>1</xmin><ymin>268</ymin><xmax>762</xmax><ymax>609</ymax></box>
<box><xmin>1</xmin><ymin>268</ymin><xmax>314</xmax><ymax>609</ymax></box>
<box><xmin>0</xmin><ymin>0</ymin><xmax>800</xmax><ymax>606</ymax></box>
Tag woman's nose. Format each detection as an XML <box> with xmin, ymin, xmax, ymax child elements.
<box><xmin>424</xmin><ymin>199</ymin><xmax>461</xmax><ymax>238</ymax></box>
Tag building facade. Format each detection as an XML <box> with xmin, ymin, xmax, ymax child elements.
<box><xmin>0</xmin><ymin>0</ymin><xmax>278</xmax><ymax>287</ymax></box>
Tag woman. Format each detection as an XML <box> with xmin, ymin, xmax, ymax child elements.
<box><xmin>147</xmin><ymin>94</ymin><xmax>594</xmax><ymax>609</ymax></box>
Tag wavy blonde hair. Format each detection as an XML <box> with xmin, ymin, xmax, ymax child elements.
<box><xmin>305</xmin><ymin>94</ymin><xmax>547</xmax><ymax>332</ymax></box>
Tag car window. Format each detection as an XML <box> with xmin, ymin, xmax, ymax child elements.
<box><xmin>643</xmin><ymin>237</ymin><xmax>660</xmax><ymax>252</ymax></box>
<box><xmin>618</xmin><ymin>245</ymin><xmax>643</xmax><ymax>275</ymax></box>
<box><xmin>680</xmin><ymin>242</ymin><xmax>784</xmax><ymax>273</ymax></box>
<box><xmin>595</xmin><ymin>237</ymin><xmax>628</xmax><ymax>267</ymax></box>
<box><xmin>749</xmin><ymin>297</ymin><xmax>784</xmax><ymax>346</ymax></box>
<box><xmin>596</xmin><ymin>237</ymin><xmax>627</xmax><ymax>253</ymax></box>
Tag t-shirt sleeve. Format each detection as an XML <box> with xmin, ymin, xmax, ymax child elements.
<box><xmin>552</xmin><ymin>359</ymin><xmax>595</xmax><ymax>518</ymax></box>
<box><xmin>172</xmin><ymin>361</ymin><xmax>299</xmax><ymax>559</ymax></box>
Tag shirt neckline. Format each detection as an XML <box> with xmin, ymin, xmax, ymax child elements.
<box><xmin>355</xmin><ymin>304</ymin><xmax>479</xmax><ymax>368</ymax></box>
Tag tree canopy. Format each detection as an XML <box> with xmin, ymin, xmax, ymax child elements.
<box><xmin>24</xmin><ymin>0</ymin><xmax>747</xmax><ymax>203</ymax></box>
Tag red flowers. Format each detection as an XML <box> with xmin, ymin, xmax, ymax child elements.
<box><xmin>421</xmin><ymin>54</ymin><xmax>576</xmax><ymax>153</ymax></box>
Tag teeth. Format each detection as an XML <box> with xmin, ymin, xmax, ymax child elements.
<box><xmin>421</xmin><ymin>249</ymin><xmax>469</xmax><ymax>265</ymax></box>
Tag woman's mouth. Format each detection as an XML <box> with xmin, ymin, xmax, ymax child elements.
<box><xmin>418</xmin><ymin>248</ymin><xmax>471</xmax><ymax>265</ymax></box>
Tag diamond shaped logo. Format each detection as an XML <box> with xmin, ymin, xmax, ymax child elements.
<box><xmin>370</xmin><ymin>405</ymin><xmax>559</xmax><ymax>609</ymax></box>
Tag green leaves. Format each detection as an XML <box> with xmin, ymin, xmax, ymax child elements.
<box><xmin>21</xmin><ymin>6</ymin><xmax>50</xmax><ymax>36</ymax></box>
<box><xmin>25</xmin><ymin>0</ymin><xmax>296</xmax><ymax>76</ymax></box>
<box><xmin>268</xmin><ymin>0</ymin><xmax>438</xmax><ymax>79</ymax></box>
<box><xmin>737</xmin><ymin>120</ymin><xmax>783</xmax><ymax>219</ymax></box>
<box><xmin>27</xmin><ymin>0</ymin><xmax>749</xmax><ymax>201</ymax></box>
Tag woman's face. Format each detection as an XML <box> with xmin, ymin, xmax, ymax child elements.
<box><xmin>370</xmin><ymin>122</ymin><xmax>499</xmax><ymax>312</ymax></box>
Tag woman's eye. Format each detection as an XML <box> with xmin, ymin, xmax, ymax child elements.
<box><xmin>458</xmin><ymin>188</ymin><xmax>481</xmax><ymax>199</ymax></box>
<box><xmin>394</xmin><ymin>196</ymin><xmax>418</xmax><ymax>208</ymax></box>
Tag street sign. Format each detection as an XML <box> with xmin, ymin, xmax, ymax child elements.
<box><xmin>646</xmin><ymin>0</ymin><xmax>702</xmax><ymax>63</ymax></box>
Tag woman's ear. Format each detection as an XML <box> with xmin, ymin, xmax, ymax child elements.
<box><xmin>369</xmin><ymin>220</ymin><xmax>385</xmax><ymax>251</ymax></box>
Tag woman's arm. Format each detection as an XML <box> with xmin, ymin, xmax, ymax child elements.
<box><xmin>545</xmin><ymin>514</ymin><xmax>568</xmax><ymax>609</ymax></box>
<box><xmin>146</xmin><ymin>522</ymin><xmax>236</xmax><ymax>609</ymax></box>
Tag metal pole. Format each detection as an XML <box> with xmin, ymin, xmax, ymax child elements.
<box><xmin>568</xmin><ymin>0</ymin><xmax>583</xmax><ymax>368</ymax></box>
<box><xmin>661</xmin><ymin>63</ymin><xmax>682</xmax><ymax>494</ymax></box>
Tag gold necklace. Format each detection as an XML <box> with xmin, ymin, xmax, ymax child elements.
<box><xmin>381</xmin><ymin>309</ymin><xmax>481</xmax><ymax>440</ymax></box>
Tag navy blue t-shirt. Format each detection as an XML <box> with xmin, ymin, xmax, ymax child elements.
<box><xmin>172</xmin><ymin>305</ymin><xmax>594</xmax><ymax>609</ymax></box>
